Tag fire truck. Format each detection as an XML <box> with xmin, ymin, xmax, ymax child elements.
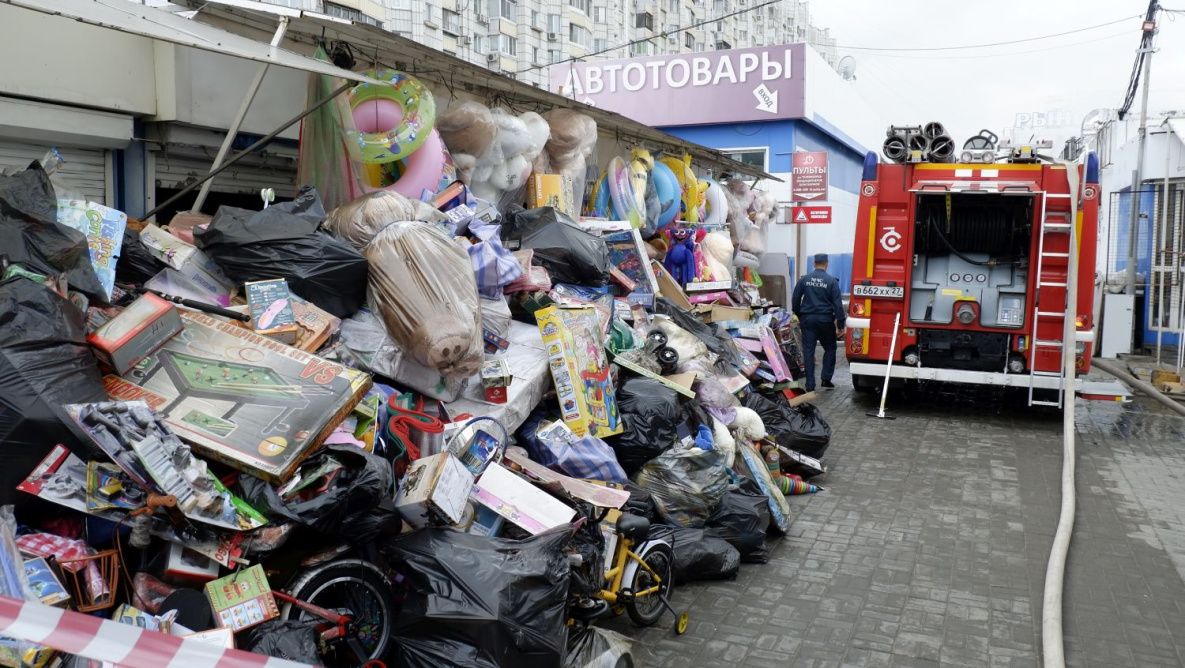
<box><xmin>844</xmin><ymin>127</ymin><xmax>1127</xmax><ymax>406</ymax></box>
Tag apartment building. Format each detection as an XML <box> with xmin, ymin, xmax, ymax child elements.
<box><xmin>263</xmin><ymin>0</ymin><xmax>838</xmax><ymax>88</ymax></box>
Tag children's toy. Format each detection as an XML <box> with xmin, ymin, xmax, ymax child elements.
<box><xmin>664</xmin><ymin>227</ymin><xmax>698</xmax><ymax>285</ymax></box>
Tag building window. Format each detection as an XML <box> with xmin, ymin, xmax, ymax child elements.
<box><xmin>531</xmin><ymin>9</ymin><xmax>542</xmax><ymax>29</ymax></box>
<box><xmin>442</xmin><ymin>9</ymin><xmax>462</xmax><ymax>34</ymax></box>
<box><xmin>594</xmin><ymin>38</ymin><xmax>608</xmax><ymax>52</ymax></box>
<box><xmin>630</xmin><ymin>40</ymin><xmax>652</xmax><ymax>56</ymax></box>
<box><xmin>569</xmin><ymin>24</ymin><xmax>591</xmax><ymax>48</ymax></box>
<box><xmin>716</xmin><ymin>39</ymin><xmax>730</xmax><ymax>50</ymax></box>
<box><xmin>548</xmin><ymin>13</ymin><xmax>561</xmax><ymax>32</ymax></box>
<box><xmin>738</xmin><ymin>29</ymin><xmax>747</xmax><ymax>42</ymax></box>
<box><xmin>592</xmin><ymin>6</ymin><xmax>607</xmax><ymax>22</ymax></box>
<box><xmin>685</xmin><ymin>32</ymin><xmax>694</xmax><ymax>49</ymax></box>
<box><xmin>322</xmin><ymin>1</ymin><xmax>380</xmax><ymax>26</ymax></box>
<box><xmin>669</xmin><ymin>0</ymin><xmax>678</xmax><ymax>11</ymax></box>
<box><xmin>491</xmin><ymin>0</ymin><xmax>516</xmax><ymax>20</ymax></box>
<box><xmin>499</xmin><ymin>33</ymin><xmax>518</xmax><ymax>55</ymax></box>
<box><xmin>549</xmin><ymin>49</ymin><xmax>563</xmax><ymax>63</ymax></box>
<box><xmin>635</xmin><ymin>12</ymin><xmax>654</xmax><ymax>30</ymax></box>
<box><xmin>473</xmin><ymin>0</ymin><xmax>484</xmax><ymax>13</ymax></box>
<box><xmin>474</xmin><ymin>34</ymin><xmax>487</xmax><ymax>53</ymax></box>
<box><xmin>722</xmin><ymin>148</ymin><xmax>767</xmax><ymax>171</ymax></box>
<box><xmin>569</xmin><ymin>0</ymin><xmax>591</xmax><ymax>14</ymax></box>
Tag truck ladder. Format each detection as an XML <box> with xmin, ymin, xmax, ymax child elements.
<box><xmin>1029</xmin><ymin>193</ymin><xmax>1073</xmax><ymax>408</ymax></box>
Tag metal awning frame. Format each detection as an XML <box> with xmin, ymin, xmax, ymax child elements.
<box><xmin>181</xmin><ymin>0</ymin><xmax>781</xmax><ymax>183</ymax></box>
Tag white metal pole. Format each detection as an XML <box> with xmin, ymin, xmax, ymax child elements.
<box><xmin>191</xmin><ymin>17</ymin><xmax>290</xmax><ymax>213</ymax></box>
<box><xmin>1126</xmin><ymin>27</ymin><xmax>1156</xmax><ymax>296</ymax></box>
<box><xmin>1158</xmin><ymin>129</ymin><xmax>1172</xmax><ymax>366</ymax></box>
<box><xmin>874</xmin><ymin>312</ymin><xmax>901</xmax><ymax>418</ymax></box>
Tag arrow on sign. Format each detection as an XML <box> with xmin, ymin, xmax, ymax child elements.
<box><xmin>752</xmin><ymin>84</ymin><xmax>779</xmax><ymax>114</ymax></box>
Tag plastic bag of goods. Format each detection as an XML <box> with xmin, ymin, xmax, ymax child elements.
<box><xmin>194</xmin><ymin>187</ymin><xmax>368</xmax><ymax>317</ymax></box>
<box><xmin>606</xmin><ymin>376</ymin><xmax>682</xmax><ymax>476</ymax></box>
<box><xmin>741</xmin><ymin>392</ymin><xmax>832</xmax><ymax>459</ymax></box>
<box><xmin>500</xmin><ymin>206</ymin><xmax>609</xmax><ymax>287</ymax></box>
<box><xmin>706</xmin><ymin>480</ymin><xmax>771</xmax><ymax>564</ymax></box>
<box><xmin>633</xmin><ymin>446</ymin><xmax>730</xmax><ymax>528</ymax></box>
<box><xmin>669</xmin><ymin>527</ymin><xmax>740</xmax><ymax>584</ymax></box>
<box><xmin>381</xmin><ymin>527</ymin><xmax>571</xmax><ymax>668</ymax></box>
<box><xmin>563</xmin><ymin>627</ymin><xmax>635</xmax><ymax>668</ymax></box>
<box><xmin>519</xmin><ymin>410</ymin><xmax>627</xmax><ymax>484</ymax></box>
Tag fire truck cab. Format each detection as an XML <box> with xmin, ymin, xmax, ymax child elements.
<box><xmin>845</xmin><ymin>148</ymin><xmax>1127</xmax><ymax>405</ymax></box>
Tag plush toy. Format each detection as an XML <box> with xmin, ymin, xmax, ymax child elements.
<box><xmin>325</xmin><ymin>190</ymin><xmax>446</xmax><ymax>250</ymax></box>
<box><xmin>700</xmin><ymin>231</ymin><xmax>734</xmax><ymax>282</ymax></box>
<box><xmin>741</xmin><ymin>189</ymin><xmax>776</xmax><ymax>258</ymax></box>
<box><xmin>664</xmin><ymin>226</ymin><xmax>697</xmax><ymax>285</ymax></box>
<box><xmin>468</xmin><ymin>109</ymin><xmax>548</xmax><ymax>209</ymax></box>
<box><xmin>538</xmin><ymin>109</ymin><xmax>598</xmax><ymax>207</ymax></box>
<box><xmin>730</xmin><ymin>406</ymin><xmax>767</xmax><ymax>443</ymax></box>
<box><xmin>437</xmin><ymin>101</ymin><xmax>496</xmax><ymax>183</ymax></box>
<box><xmin>711</xmin><ymin>417</ymin><xmax>738</xmax><ymax>468</ymax></box>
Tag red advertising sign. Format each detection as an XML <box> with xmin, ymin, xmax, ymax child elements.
<box><xmin>792</xmin><ymin>151</ymin><xmax>828</xmax><ymax>201</ymax></box>
<box><xmin>790</xmin><ymin>205</ymin><xmax>832</xmax><ymax>224</ymax></box>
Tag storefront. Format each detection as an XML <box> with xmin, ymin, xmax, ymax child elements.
<box><xmin>551</xmin><ymin>43</ymin><xmax>884</xmax><ymax>294</ymax></box>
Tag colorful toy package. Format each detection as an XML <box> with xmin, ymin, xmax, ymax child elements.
<box><xmin>55</xmin><ymin>199</ymin><xmax>128</xmax><ymax>301</ymax></box>
<box><xmin>535</xmin><ymin>305</ymin><xmax>622</xmax><ymax>439</ymax></box>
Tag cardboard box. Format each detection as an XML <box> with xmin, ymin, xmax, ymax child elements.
<box><xmin>470</xmin><ymin>463</ymin><xmax>576</xmax><ymax>535</ymax></box>
<box><xmin>481</xmin><ymin>359</ymin><xmax>512</xmax><ymax>404</ymax></box>
<box><xmin>245</xmin><ymin>278</ymin><xmax>298</xmax><ymax>344</ymax></box>
<box><xmin>23</xmin><ymin>557</ymin><xmax>69</xmax><ymax>608</ymax></box>
<box><xmin>395</xmin><ymin>452</ymin><xmax>475</xmax><ymax>528</ymax></box>
<box><xmin>707</xmin><ymin>305</ymin><xmax>752</xmax><ymax>323</ymax></box>
<box><xmin>527</xmin><ymin>173</ymin><xmax>576</xmax><ymax>218</ymax></box>
<box><xmin>139</xmin><ymin>224</ymin><xmax>234</xmax><ymax>306</ymax></box>
<box><xmin>204</xmin><ymin>565</ymin><xmax>278</xmax><ymax>632</ymax></box>
<box><xmin>56</xmin><ymin>199</ymin><xmax>128</xmax><ymax>301</ymax></box>
<box><xmin>102</xmin><ymin>310</ymin><xmax>371</xmax><ymax>484</ymax></box>
<box><xmin>165</xmin><ymin>542</ymin><xmax>221</xmax><ymax>585</ymax></box>
<box><xmin>1152</xmin><ymin>369</ymin><xmax>1181</xmax><ymax>387</ymax></box>
<box><xmin>536</xmin><ymin>305</ymin><xmax>622</xmax><ymax>439</ymax></box>
<box><xmin>87</xmin><ymin>293</ymin><xmax>183</xmax><ymax>375</ymax></box>
<box><xmin>651</xmin><ymin>260</ymin><xmax>692</xmax><ymax>310</ymax></box>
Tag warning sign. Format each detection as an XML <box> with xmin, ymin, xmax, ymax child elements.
<box><xmin>792</xmin><ymin>151</ymin><xmax>828</xmax><ymax>201</ymax></box>
<box><xmin>790</xmin><ymin>205</ymin><xmax>831</xmax><ymax>224</ymax></box>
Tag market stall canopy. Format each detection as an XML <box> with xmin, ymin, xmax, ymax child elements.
<box><xmin>178</xmin><ymin>0</ymin><xmax>781</xmax><ymax>183</ymax></box>
<box><xmin>0</xmin><ymin>0</ymin><xmax>385</xmax><ymax>85</ymax></box>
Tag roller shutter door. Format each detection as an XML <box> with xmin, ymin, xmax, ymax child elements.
<box><xmin>0</xmin><ymin>141</ymin><xmax>110</xmax><ymax>204</ymax></box>
<box><xmin>152</xmin><ymin>147</ymin><xmax>297</xmax><ymax>196</ymax></box>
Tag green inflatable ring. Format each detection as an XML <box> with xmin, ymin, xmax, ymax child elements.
<box><xmin>349</xmin><ymin>69</ymin><xmax>437</xmax><ymax>165</ymax></box>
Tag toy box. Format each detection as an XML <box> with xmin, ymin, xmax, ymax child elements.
<box><xmin>102</xmin><ymin>310</ymin><xmax>371</xmax><ymax>484</ymax></box>
<box><xmin>395</xmin><ymin>452</ymin><xmax>475</xmax><ymax>528</ymax></box>
<box><xmin>245</xmin><ymin>278</ymin><xmax>298</xmax><ymax>344</ymax></box>
<box><xmin>535</xmin><ymin>305</ymin><xmax>622</xmax><ymax>439</ymax></box>
<box><xmin>527</xmin><ymin>174</ymin><xmax>577</xmax><ymax>218</ymax></box>
<box><xmin>470</xmin><ymin>463</ymin><xmax>576</xmax><ymax>535</ymax></box>
<box><xmin>481</xmin><ymin>359</ymin><xmax>512</xmax><ymax>404</ymax></box>
<box><xmin>87</xmin><ymin>293</ymin><xmax>183</xmax><ymax>375</ymax></box>
<box><xmin>138</xmin><ymin>224</ymin><xmax>234</xmax><ymax>306</ymax></box>
<box><xmin>23</xmin><ymin>557</ymin><xmax>69</xmax><ymax>608</ymax></box>
<box><xmin>56</xmin><ymin>198</ymin><xmax>128</xmax><ymax>301</ymax></box>
<box><xmin>204</xmin><ymin>565</ymin><xmax>278</xmax><ymax>632</ymax></box>
<box><xmin>165</xmin><ymin>542</ymin><xmax>221</xmax><ymax>585</ymax></box>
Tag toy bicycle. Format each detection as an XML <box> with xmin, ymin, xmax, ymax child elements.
<box><xmin>569</xmin><ymin>512</ymin><xmax>690</xmax><ymax>635</ymax></box>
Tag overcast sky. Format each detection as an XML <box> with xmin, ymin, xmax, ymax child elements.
<box><xmin>808</xmin><ymin>0</ymin><xmax>1185</xmax><ymax>148</ymax></box>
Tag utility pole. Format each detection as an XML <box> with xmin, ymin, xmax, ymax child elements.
<box><xmin>1126</xmin><ymin>13</ymin><xmax>1159</xmax><ymax>295</ymax></box>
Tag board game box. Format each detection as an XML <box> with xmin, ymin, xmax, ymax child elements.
<box><xmin>204</xmin><ymin>565</ymin><xmax>278</xmax><ymax>632</ymax></box>
<box><xmin>103</xmin><ymin>310</ymin><xmax>371</xmax><ymax>484</ymax></box>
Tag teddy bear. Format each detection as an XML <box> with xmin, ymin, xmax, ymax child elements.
<box><xmin>437</xmin><ymin>100</ymin><xmax>496</xmax><ymax>184</ymax></box>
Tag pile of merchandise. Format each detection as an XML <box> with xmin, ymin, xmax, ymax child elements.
<box><xmin>0</xmin><ymin>67</ymin><xmax>832</xmax><ymax>668</ymax></box>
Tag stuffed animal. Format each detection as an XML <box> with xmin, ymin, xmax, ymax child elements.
<box><xmin>664</xmin><ymin>226</ymin><xmax>697</xmax><ymax>285</ymax></box>
<box><xmin>469</xmin><ymin>109</ymin><xmax>549</xmax><ymax>209</ymax></box>
<box><xmin>700</xmin><ymin>231</ymin><xmax>734</xmax><ymax>283</ymax></box>
<box><xmin>325</xmin><ymin>190</ymin><xmax>446</xmax><ymax>250</ymax></box>
<box><xmin>711</xmin><ymin>417</ymin><xmax>738</xmax><ymax>468</ymax></box>
<box><xmin>731</xmin><ymin>406</ymin><xmax>767</xmax><ymax>443</ymax></box>
<box><xmin>740</xmin><ymin>189</ymin><xmax>776</xmax><ymax>258</ymax></box>
<box><xmin>437</xmin><ymin>101</ymin><xmax>496</xmax><ymax>183</ymax></box>
<box><xmin>538</xmin><ymin>109</ymin><xmax>598</xmax><ymax>207</ymax></box>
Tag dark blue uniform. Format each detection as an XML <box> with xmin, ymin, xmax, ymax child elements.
<box><xmin>791</xmin><ymin>267</ymin><xmax>845</xmax><ymax>391</ymax></box>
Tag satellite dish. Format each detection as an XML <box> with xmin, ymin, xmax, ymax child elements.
<box><xmin>839</xmin><ymin>55</ymin><xmax>857</xmax><ymax>80</ymax></box>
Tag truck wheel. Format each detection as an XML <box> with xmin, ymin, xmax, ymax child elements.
<box><xmin>852</xmin><ymin>374</ymin><xmax>878</xmax><ymax>393</ymax></box>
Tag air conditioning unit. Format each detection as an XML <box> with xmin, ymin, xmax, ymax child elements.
<box><xmin>463</xmin><ymin>35</ymin><xmax>474</xmax><ymax>45</ymax></box>
<box><xmin>547</xmin><ymin>32</ymin><xmax>558</xmax><ymax>41</ymax></box>
<box><xmin>487</xmin><ymin>51</ymin><xmax>500</xmax><ymax>62</ymax></box>
<box><xmin>476</xmin><ymin>13</ymin><xmax>488</xmax><ymax>24</ymax></box>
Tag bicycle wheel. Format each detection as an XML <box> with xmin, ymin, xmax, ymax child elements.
<box><xmin>625</xmin><ymin>542</ymin><xmax>673</xmax><ymax>627</ymax></box>
<box><xmin>281</xmin><ymin>558</ymin><xmax>395</xmax><ymax>667</ymax></box>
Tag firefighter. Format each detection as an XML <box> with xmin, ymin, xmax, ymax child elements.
<box><xmin>792</xmin><ymin>253</ymin><xmax>846</xmax><ymax>391</ymax></box>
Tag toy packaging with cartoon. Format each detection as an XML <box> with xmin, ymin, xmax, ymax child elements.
<box><xmin>536</xmin><ymin>305</ymin><xmax>622</xmax><ymax>439</ymax></box>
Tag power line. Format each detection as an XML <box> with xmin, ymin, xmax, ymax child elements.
<box><xmin>1118</xmin><ymin>0</ymin><xmax>1159</xmax><ymax>119</ymax></box>
<box><xmin>515</xmin><ymin>0</ymin><xmax>784</xmax><ymax>76</ymax></box>
<box><xmin>830</xmin><ymin>29</ymin><xmax>1133</xmax><ymax>61</ymax></box>
<box><xmin>824</xmin><ymin>13</ymin><xmax>1142</xmax><ymax>52</ymax></box>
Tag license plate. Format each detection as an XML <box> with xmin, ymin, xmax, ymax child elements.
<box><xmin>852</xmin><ymin>285</ymin><xmax>904</xmax><ymax>299</ymax></box>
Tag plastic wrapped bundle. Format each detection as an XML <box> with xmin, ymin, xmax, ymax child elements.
<box><xmin>325</xmin><ymin>190</ymin><xmax>446</xmax><ymax>250</ymax></box>
<box><xmin>362</xmin><ymin>220</ymin><xmax>484</xmax><ymax>378</ymax></box>
<box><xmin>633</xmin><ymin>446</ymin><xmax>730</xmax><ymax>528</ymax></box>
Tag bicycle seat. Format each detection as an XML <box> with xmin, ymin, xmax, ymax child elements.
<box><xmin>616</xmin><ymin>514</ymin><xmax>650</xmax><ymax>541</ymax></box>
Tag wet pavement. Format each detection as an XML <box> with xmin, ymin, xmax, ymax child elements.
<box><xmin>606</xmin><ymin>357</ymin><xmax>1185</xmax><ymax>667</ymax></box>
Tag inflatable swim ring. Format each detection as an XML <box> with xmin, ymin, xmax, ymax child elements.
<box><xmin>605</xmin><ymin>156</ymin><xmax>643</xmax><ymax>229</ymax></box>
<box><xmin>652</xmin><ymin>161</ymin><xmax>680</xmax><ymax>228</ymax></box>
<box><xmin>349</xmin><ymin>69</ymin><xmax>437</xmax><ymax>165</ymax></box>
<box><xmin>659</xmin><ymin>155</ymin><xmax>699</xmax><ymax>223</ymax></box>
<box><xmin>589</xmin><ymin>174</ymin><xmax>612</xmax><ymax>218</ymax></box>
<box><xmin>360</xmin><ymin>129</ymin><xmax>448</xmax><ymax>200</ymax></box>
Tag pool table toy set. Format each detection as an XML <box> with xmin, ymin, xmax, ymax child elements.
<box><xmin>103</xmin><ymin>310</ymin><xmax>371</xmax><ymax>483</ymax></box>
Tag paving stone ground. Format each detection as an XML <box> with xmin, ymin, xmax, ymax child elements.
<box><xmin>604</xmin><ymin>356</ymin><xmax>1185</xmax><ymax>667</ymax></box>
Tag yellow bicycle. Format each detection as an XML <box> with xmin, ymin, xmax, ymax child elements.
<box><xmin>569</xmin><ymin>513</ymin><xmax>690</xmax><ymax>635</ymax></box>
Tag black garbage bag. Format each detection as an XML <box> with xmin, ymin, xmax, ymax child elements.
<box><xmin>0</xmin><ymin>162</ymin><xmax>106</xmax><ymax>303</ymax></box>
<box><xmin>633</xmin><ymin>447</ymin><xmax>730</xmax><ymax>528</ymax></box>
<box><xmin>669</xmin><ymin>527</ymin><xmax>740</xmax><ymax>584</ymax></box>
<box><xmin>235</xmin><ymin>443</ymin><xmax>400</xmax><ymax>544</ymax></box>
<box><xmin>194</xmin><ymin>187</ymin><xmax>367</xmax><ymax>317</ymax></box>
<box><xmin>563</xmin><ymin>627</ymin><xmax>635</xmax><ymax>668</ymax></box>
<box><xmin>567</xmin><ymin>504</ymin><xmax>606</xmax><ymax>599</ymax></box>
<box><xmin>114</xmin><ymin>227</ymin><xmax>166</xmax><ymax>286</ymax></box>
<box><xmin>381</xmin><ymin>527</ymin><xmax>571</xmax><ymax>668</ymax></box>
<box><xmin>500</xmin><ymin>206</ymin><xmax>609</xmax><ymax>286</ymax></box>
<box><xmin>707</xmin><ymin>480</ymin><xmax>771</xmax><ymax>564</ymax></box>
<box><xmin>606</xmin><ymin>376</ymin><xmax>681</xmax><ymax>476</ymax></box>
<box><xmin>654</xmin><ymin>298</ymin><xmax>743</xmax><ymax>369</ymax></box>
<box><xmin>0</xmin><ymin>276</ymin><xmax>107</xmax><ymax>508</ymax></box>
<box><xmin>621</xmin><ymin>481</ymin><xmax>659</xmax><ymax>524</ymax></box>
<box><xmin>240</xmin><ymin>619</ymin><xmax>321</xmax><ymax>664</ymax></box>
<box><xmin>741</xmin><ymin>392</ymin><xmax>832</xmax><ymax>459</ymax></box>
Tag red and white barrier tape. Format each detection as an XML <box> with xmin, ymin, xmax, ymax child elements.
<box><xmin>0</xmin><ymin>596</ymin><xmax>315</xmax><ymax>668</ymax></box>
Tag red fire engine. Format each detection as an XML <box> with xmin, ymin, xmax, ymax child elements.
<box><xmin>845</xmin><ymin>136</ymin><xmax>1126</xmax><ymax>405</ymax></box>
